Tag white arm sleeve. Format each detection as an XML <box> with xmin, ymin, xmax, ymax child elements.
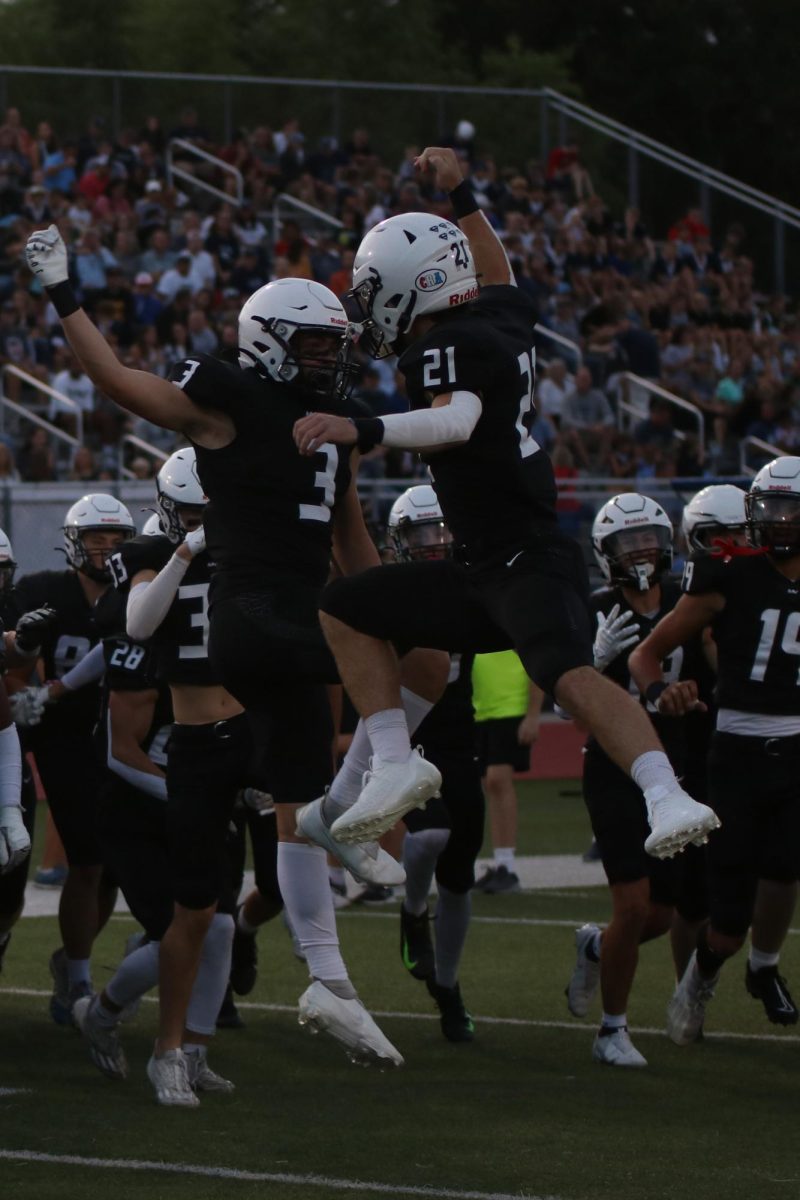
<box><xmin>0</xmin><ymin>722</ymin><xmax>22</xmax><ymax>808</ymax></box>
<box><xmin>126</xmin><ymin>554</ymin><xmax>189</xmax><ymax>641</ymax></box>
<box><xmin>105</xmin><ymin>713</ymin><xmax>167</xmax><ymax>801</ymax></box>
<box><xmin>379</xmin><ymin>391</ymin><xmax>482</xmax><ymax>449</ymax></box>
<box><xmin>60</xmin><ymin>642</ymin><xmax>106</xmax><ymax>691</ymax></box>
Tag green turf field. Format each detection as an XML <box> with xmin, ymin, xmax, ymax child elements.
<box><xmin>1</xmin><ymin>783</ymin><xmax>798</xmax><ymax>1200</ymax></box>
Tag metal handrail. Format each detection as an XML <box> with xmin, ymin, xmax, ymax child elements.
<box><xmin>270</xmin><ymin>193</ymin><xmax>343</xmax><ymax>242</ymax></box>
<box><xmin>534</xmin><ymin>324</ymin><xmax>582</xmax><ymax>369</ymax></box>
<box><xmin>118</xmin><ymin>434</ymin><xmax>169</xmax><ymax>481</ymax></box>
<box><xmin>166</xmin><ymin>138</ymin><xmax>244</xmax><ymax>209</ymax></box>
<box><xmin>618</xmin><ymin>373</ymin><xmax>704</xmax><ymax>452</ymax></box>
<box><xmin>739</xmin><ymin>435</ymin><xmax>785</xmax><ymax>476</ymax></box>
<box><xmin>544</xmin><ymin>89</ymin><xmax>800</xmax><ymax>226</ymax></box>
<box><xmin>0</xmin><ymin>365</ymin><xmax>84</xmax><ymax>448</ymax></box>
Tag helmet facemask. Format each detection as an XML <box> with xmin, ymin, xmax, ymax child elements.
<box><xmin>66</xmin><ymin>526</ymin><xmax>134</xmax><ymax>582</ymax></box>
<box><xmin>599</xmin><ymin>526</ymin><xmax>673</xmax><ymax>591</ymax></box>
<box><xmin>687</xmin><ymin>520</ymin><xmax>748</xmax><ymax>555</ymax></box>
<box><xmin>351</xmin><ymin>268</ymin><xmax>416</xmax><ymax>360</ymax></box>
<box><xmin>745</xmin><ymin>492</ymin><xmax>800</xmax><ymax>559</ymax></box>
<box><xmin>391</xmin><ymin>517</ymin><xmax>453</xmax><ymax>563</ymax></box>
<box><xmin>243</xmin><ymin>316</ymin><xmax>358</xmax><ymax>407</ymax></box>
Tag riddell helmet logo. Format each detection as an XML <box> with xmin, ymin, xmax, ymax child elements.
<box><xmin>416</xmin><ymin>269</ymin><xmax>447</xmax><ymax>292</ymax></box>
<box><xmin>449</xmin><ymin>285</ymin><xmax>479</xmax><ymax>306</ymax></box>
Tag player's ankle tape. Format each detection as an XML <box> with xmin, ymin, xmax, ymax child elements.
<box><xmin>46</xmin><ymin>280</ymin><xmax>79</xmax><ymax>319</ymax></box>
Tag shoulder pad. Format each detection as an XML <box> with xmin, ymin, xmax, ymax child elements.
<box><xmin>111</xmin><ymin>535</ymin><xmax>173</xmax><ymax>590</ymax></box>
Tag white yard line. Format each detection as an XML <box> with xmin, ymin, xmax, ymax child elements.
<box><xmin>0</xmin><ymin>1149</ymin><xmax>555</xmax><ymax>1200</ymax></box>
<box><xmin>1</xmin><ymin>987</ymin><xmax>797</xmax><ymax>1043</ymax></box>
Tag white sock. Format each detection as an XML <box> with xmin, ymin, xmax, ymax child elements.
<box><xmin>749</xmin><ymin>947</ymin><xmax>780</xmax><ymax>971</ymax></box>
<box><xmin>106</xmin><ymin>940</ymin><xmax>160</xmax><ymax>1010</ymax></box>
<box><xmin>435</xmin><ymin>886</ymin><xmax>471</xmax><ymax>989</ymax></box>
<box><xmin>66</xmin><ymin>957</ymin><xmax>91</xmax><ymax>987</ymax></box>
<box><xmin>327</xmin><ymin>689</ymin><xmax>434</xmax><ymax>818</ymax></box>
<box><xmin>601</xmin><ymin>1011</ymin><xmax>627</xmax><ymax>1030</ymax></box>
<box><xmin>494</xmin><ymin>847</ymin><xmax>516</xmax><ymax>871</ymax></box>
<box><xmin>364</xmin><ymin>708</ymin><xmax>410</xmax><ymax>764</ymax></box>
<box><xmin>278</xmin><ymin>842</ymin><xmax>350</xmax><ymax>985</ymax></box>
<box><xmin>630</xmin><ymin>751</ymin><xmax>679</xmax><ymax>794</ymax></box>
<box><xmin>185</xmin><ymin>912</ymin><xmax>235</xmax><ymax>1037</ymax></box>
<box><xmin>403</xmin><ymin>828</ymin><xmax>450</xmax><ymax>915</ymax></box>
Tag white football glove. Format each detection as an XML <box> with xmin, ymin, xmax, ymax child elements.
<box><xmin>593</xmin><ymin>603</ymin><xmax>640</xmax><ymax>672</ymax></box>
<box><xmin>25</xmin><ymin>223</ymin><xmax>69</xmax><ymax>287</ymax></box>
<box><xmin>9</xmin><ymin>685</ymin><xmax>51</xmax><ymax>729</ymax></box>
<box><xmin>183</xmin><ymin>526</ymin><xmax>206</xmax><ymax>558</ymax></box>
<box><xmin>0</xmin><ymin>805</ymin><xmax>30</xmax><ymax>873</ymax></box>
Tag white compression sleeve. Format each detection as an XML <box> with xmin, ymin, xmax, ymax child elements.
<box><xmin>105</xmin><ymin>712</ymin><xmax>167</xmax><ymax>801</ymax></box>
<box><xmin>0</xmin><ymin>722</ymin><xmax>22</xmax><ymax>808</ymax></box>
<box><xmin>126</xmin><ymin>553</ymin><xmax>188</xmax><ymax>641</ymax></box>
<box><xmin>60</xmin><ymin>642</ymin><xmax>106</xmax><ymax>691</ymax></box>
<box><xmin>379</xmin><ymin>391</ymin><xmax>482</xmax><ymax>449</ymax></box>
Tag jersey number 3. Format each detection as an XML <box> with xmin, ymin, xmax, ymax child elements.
<box><xmin>299</xmin><ymin>443</ymin><xmax>339</xmax><ymax>524</ymax></box>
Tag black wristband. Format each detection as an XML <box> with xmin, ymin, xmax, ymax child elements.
<box><xmin>46</xmin><ymin>280</ymin><xmax>79</xmax><ymax>319</ymax></box>
<box><xmin>350</xmin><ymin>416</ymin><xmax>384</xmax><ymax>454</ymax></box>
<box><xmin>448</xmin><ymin>180</ymin><xmax>479</xmax><ymax>220</ymax></box>
<box><xmin>644</xmin><ymin>681</ymin><xmax>668</xmax><ymax>707</ymax></box>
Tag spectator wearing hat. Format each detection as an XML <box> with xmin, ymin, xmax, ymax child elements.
<box><xmin>131</xmin><ymin>272</ymin><xmax>163</xmax><ymax>328</ymax></box>
<box><xmin>22</xmin><ymin>181</ymin><xmax>52</xmax><ymax>225</ymax></box>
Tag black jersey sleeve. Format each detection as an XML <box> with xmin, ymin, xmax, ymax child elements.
<box><xmin>399</xmin><ymin>321</ymin><xmax>498</xmax><ymax>402</ymax></box>
<box><xmin>103</xmin><ymin>635</ymin><xmax>156</xmax><ymax>692</ymax></box>
<box><xmin>681</xmin><ymin>553</ymin><xmax>730</xmax><ymax>597</ymax></box>
<box><xmin>168</xmin><ymin>353</ymin><xmax>238</xmax><ymax>410</ymax></box>
<box><xmin>109</xmin><ymin>534</ymin><xmax>174</xmax><ymax>592</ymax></box>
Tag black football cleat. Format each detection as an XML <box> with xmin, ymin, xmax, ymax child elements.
<box><xmin>426</xmin><ymin>979</ymin><xmax>475</xmax><ymax>1043</ymax></box>
<box><xmin>745</xmin><ymin>963</ymin><xmax>799</xmax><ymax>1026</ymax></box>
<box><xmin>230</xmin><ymin>916</ymin><xmax>258</xmax><ymax>996</ymax></box>
<box><xmin>216</xmin><ymin>984</ymin><xmax>245</xmax><ymax>1030</ymax></box>
<box><xmin>399</xmin><ymin>905</ymin><xmax>435</xmax><ymax>981</ymax></box>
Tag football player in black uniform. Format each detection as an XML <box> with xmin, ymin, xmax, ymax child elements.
<box><xmin>566</xmin><ymin>493</ymin><xmax>694</xmax><ymax>1068</ymax></box>
<box><xmin>630</xmin><ymin>457</ymin><xmax>800</xmax><ymax>1043</ymax></box>
<box><xmin>293</xmin><ymin>145</ymin><xmax>719</xmax><ymax>863</ymax></box>
<box><xmin>26</xmin><ymin>226</ymin><xmax>435</xmax><ymax>1068</ymax></box>
<box><xmin>6</xmin><ymin>494</ymin><xmax>135</xmax><ymax>1022</ymax></box>
<box><xmin>388</xmin><ymin>486</ymin><xmax>484</xmax><ymax>1042</ymax></box>
<box><xmin>110</xmin><ymin>447</ymin><xmax>259</xmax><ymax>1103</ymax></box>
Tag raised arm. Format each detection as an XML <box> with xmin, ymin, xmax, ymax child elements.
<box><xmin>25</xmin><ymin>225</ymin><xmax>219</xmax><ymax>437</ymax></box>
<box><xmin>415</xmin><ymin>146</ymin><xmax>514</xmax><ymax>288</ymax></box>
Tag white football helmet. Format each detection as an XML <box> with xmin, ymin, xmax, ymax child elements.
<box><xmin>682</xmin><ymin>484</ymin><xmax>747</xmax><ymax>554</ymax></box>
<box><xmin>63</xmin><ymin>494</ymin><xmax>136</xmax><ymax>580</ymax></box>
<box><xmin>746</xmin><ymin>455</ymin><xmax>800</xmax><ymax>557</ymax></box>
<box><xmin>141</xmin><ymin>513</ymin><xmax>165</xmax><ymax>537</ymax></box>
<box><xmin>156</xmin><ymin>446</ymin><xmax>206</xmax><ymax>543</ymax></box>
<box><xmin>0</xmin><ymin>526</ymin><xmax>16</xmax><ymax>591</ymax></box>
<box><xmin>351</xmin><ymin>212</ymin><xmax>479</xmax><ymax>359</ymax></box>
<box><xmin>387</xmin><ymin>484</ymin><xmax>453</xmax><ymax>562</ymax></box>
<box><xmin>592</xmin><ymin>493</ymin><xmax>673</xmax><ymax>591</ymax></box>
<box><xmin>237</xmin><ymin>277</ymin><xmax>355</xmax><ymax>403</ymax></box>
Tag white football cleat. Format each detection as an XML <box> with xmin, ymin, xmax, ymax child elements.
<box><xmin>566</xmin><ymin>923</ymin><xmax>601</xmax><ymax>1018</ymax></box>
<box><xmin>667</xmin><ymin>951</ymin><xmax>718</xmax><ymax>1045</ymax></box>
<box><xmin>185</xmin><ymin>1047</ymin><xmax>235</xmax><ymax>1093</ymax></box>
<box><xmin>146</xmin><ymin>1048</ymin><xmax>200</xmax><ymax>1107</ymax></box>
<box><xmin>73</xmin><ymin>995</ymin><xmax>128</xmax><ymax>1081</ymax></box>
<box><xmin>330</xmin><ymin>749</ymin><xmax>442</xmax><ymax>845</ymax></box>
<box><xmin>298</xmin><ymin>981</ymin><xmax>404</xmax><ymax>1068</ymax></box>
<box><xmin>592</xmin><ymin>1027</ymin><xmax>648</xmax><ymax>1067</ymax></box>
<box><xmin>296</xmin><ymin>796</ymin><xmax>406</xmax><ymax>887</ymax></box>
<box><xmin>644</xmin><ymin>785</ymin><xmax>720</xmax><ymax>859</ymax></box>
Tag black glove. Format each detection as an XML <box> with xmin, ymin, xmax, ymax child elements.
<box><xmin>15</xmin><ymin>604</ymin><xmax>58</xmax><ymax>655</ymax></box>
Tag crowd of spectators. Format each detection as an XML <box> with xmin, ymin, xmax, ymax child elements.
<box><xmin>0</xmin><ymin>105</ymin><xmax>799</xmax><ymax>499</ymax></box>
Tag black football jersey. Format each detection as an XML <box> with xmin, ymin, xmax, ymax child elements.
<box><xmin>590</xmin><ymin>580</ymin><xmax>692</xmax><ymax>761</ymax></box>
<box><xmin>168</xmin><ymin>354</ymin><xmax>356</xmax><ymax>590</ymax></box>
<box><xmin>398</xmin><ymin>286</ymin><xmax>557</xmax><ymax>557</ymax></box>
<box><xmin>683</xmin><ymin>552</ymin><xmax>800</xmax><ymax>715</ymax></box>
<box><xmin>95</xmin><ymin>633</ymin><xmax>173</xmax><ymax>775</ymax></box>
<box><xmin>109</xmin><ymin>533</ymin><xmax>218</xmax><ymax>687</ymax></box>
<box><xmin>10</xmin><ymin>569</ymin><xmax>103</xmax><ymax>735</ymax></box>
